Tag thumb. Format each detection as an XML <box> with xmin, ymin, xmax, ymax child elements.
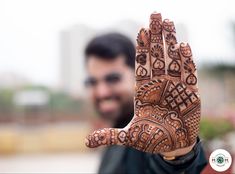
<box><xmin>85</xmin><ymin>128</ymin><xmax>128</xmax><ymax>148</ymax></box>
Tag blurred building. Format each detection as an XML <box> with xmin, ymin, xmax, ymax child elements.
<box><xmin>59</xmin><ymin>20</ymin><xmax>142</xmax><ymax>97</ymax></box>
<box><xmin>60</xmin><ymin>25</ymin><xmax>95</xmax><ymax>97</ymax></box>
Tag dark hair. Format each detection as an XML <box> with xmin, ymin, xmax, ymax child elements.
<box><xmin>85</xmin><ymin>33</ymin><xmax>135</xmax><ymax>68</ymax></box>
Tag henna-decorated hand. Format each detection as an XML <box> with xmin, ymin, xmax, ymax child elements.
<box><xmin>85</xmin><ymin>12</ymin><xmax>200</xmax><ymax>157</ymax></box>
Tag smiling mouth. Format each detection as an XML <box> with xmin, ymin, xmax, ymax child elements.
<box><xmin>98</xmin><ymin>99</ymin><xmax>119</xmax><ymax>113</ymax></box>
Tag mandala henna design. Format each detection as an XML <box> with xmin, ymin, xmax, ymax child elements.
<box><xmin>86</xmin><ymin>12</ymin><xmax>201</xmax><ymax>156</ymax></box>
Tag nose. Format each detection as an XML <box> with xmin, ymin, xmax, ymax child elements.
<box><xmin>95</xmin><ymin>81</ymin><xmax>112</xmax><ymax>98</ymax></box>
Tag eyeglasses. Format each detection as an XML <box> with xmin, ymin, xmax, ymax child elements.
<box><xmin>85</xmin><ymin>73</ymin><xmax>122</xmax><ymax>88</ymax></box>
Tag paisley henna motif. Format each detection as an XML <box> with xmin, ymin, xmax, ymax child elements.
<box><xmin>86</xmin><ymin>12</ymin><xmax>201</xmax><ymax>155</ymax></box>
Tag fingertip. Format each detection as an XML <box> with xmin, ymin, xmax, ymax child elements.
<box><xmin>85</xmin><ymin>136</ymin><xmax>90</xmax><ymax>147</ymax></box>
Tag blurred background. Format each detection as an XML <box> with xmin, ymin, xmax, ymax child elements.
<box><xmin>1</xmin><ymin>0</ymin><xmax>235</xmax><ymax>173</ymax></box>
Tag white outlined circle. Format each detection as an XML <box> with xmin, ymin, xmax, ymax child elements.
<box><xmin>209</xmin><ymin>149</ymin><xmax>232</xmax><ymax>172</ymax></box>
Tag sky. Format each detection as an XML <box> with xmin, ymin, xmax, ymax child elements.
<box><xmin>0</xmin><ymin>0</ymin><xmax>235</xmax><ymax>87</ymax></box>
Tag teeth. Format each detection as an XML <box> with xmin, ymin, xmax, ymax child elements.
<box><xmin>99</xmin><ymin>99</ymin><xmax>117</xmax><ymax>111</ymax></box>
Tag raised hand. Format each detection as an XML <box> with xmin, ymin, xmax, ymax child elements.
<box><xmin>85</xmin><ymin>12</ymin><xmax>200</xmax><ymax>156</ymax></box>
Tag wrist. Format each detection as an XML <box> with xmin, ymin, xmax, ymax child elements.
<box><xmin>160</xmin><ymin>142</ymin><xmax>196</xmax><ymax>160</ymax></box>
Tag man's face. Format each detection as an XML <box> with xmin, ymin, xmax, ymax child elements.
<box><xmin>86</xmin><ymin>55</ymin><xmax>135</xmax><ymax>123</ymax></box>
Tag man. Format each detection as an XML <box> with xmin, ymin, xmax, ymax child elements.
<box><xmin>84</xmin><ymin>12</ymin><xmax>207</xmax><ymax>174</ymax></box>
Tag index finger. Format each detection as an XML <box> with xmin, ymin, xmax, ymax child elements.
<box><xmin>135</xmin><ymin>28</ymin><xmax>151</xmax><ymax>87</ymax></box>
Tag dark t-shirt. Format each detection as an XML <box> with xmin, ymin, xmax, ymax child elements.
<box><xmin>98</xmin><ymin>141</ymin><xmax>207</xmax><ymax>174</ymax></box>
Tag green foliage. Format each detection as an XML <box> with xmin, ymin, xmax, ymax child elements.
<box><xmin>200</xmin><ymin>64</ymin><xmax>235</xmax><ymax>78</ymax></box>
<box><xmin>200</xmin><ymin>117</ymin><xmax>234</xmax><ymax>140</ymax></box>
<box><xmin>0</xmin><ymin>85</ymin><xmax>83</xmax><ymax>117</ymax></box>
<box><xmin>50</xmin><ymin>92</ymin><xmax>82</xmax><ymax>112</ymax></box>
<box><xmin>0</xmin><ymin>89</ymin><xmax>14</xmax><ymax>113</ymax></box>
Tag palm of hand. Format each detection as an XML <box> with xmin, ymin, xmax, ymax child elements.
<box><xmin>85</xmin><ymin>12</ymin><xmax>201</xmax><ymax>154</ymax></box>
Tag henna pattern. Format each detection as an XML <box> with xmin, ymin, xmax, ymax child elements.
<box><xmin>150</xmin><ymin>13</ymin><xmax>165</xmax><ymax>77</ymax></box>
<box><xmin>151</xmin><ymin>44</ymin><xmax>165</xmax><ymax>76</ymax></box>
<box><xmin>180</xmin><ymin>43</ymin><xmax>198</xmax><ymax>88</ymax></box>
<box><xmin>137</xmin><ymin>28</ymin><xmax>150</xmax><ymax>47</ymax></box>
<box><xmin>136</xmin><ymin>29</ymin><xmax>151</xmax><ymax>82</ymax></box>
<box><xmin>126</xmin><ymin>78</ymin><xmax>200</xmax><ymax>153</ymax></box>
<box><xmin>180</xmin><ymin>43</ymin><xmax>192</xmax><ymax>58</ymax></box>
<box><xmin>136</xmin><ymin>54</ymin><xmax>147</xmax><ymax>65</ymax></box>
<box><xmin>86</xmin><ymin>78</ymin><xmax>200</xmax><ymax>153</ymax></box>
<box><xmin>162</xmin><ymin>19</ymin><xmax>176</xmax><ymax>33</ymax></box>
<box><xmin>86</xmin><ymin>12</ymin><xmax>201</xmax><ymax>155</ymax></box>
<box><xmin>165</xmin><ymin>33</ymin><xmax>177</xmax><ymax>45</ymax></box>
<box><xmin>162</xmin><ymin>19</ymin><xmax>182</xmax><ymax>80</ymax></box>
<box><xmin>85</xmin><ymin>128</ymin><xmax>118</xmax><ymax>147</ymax></box>
<box><xmin>149</xmin><ymin>13</ymin><xmax>162</xmax><ymax>34</ymax></box>
<box><xmin>136</xmin><ymin>65</ymin><xmax>148</xmax><ymax>78</ymax></box>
